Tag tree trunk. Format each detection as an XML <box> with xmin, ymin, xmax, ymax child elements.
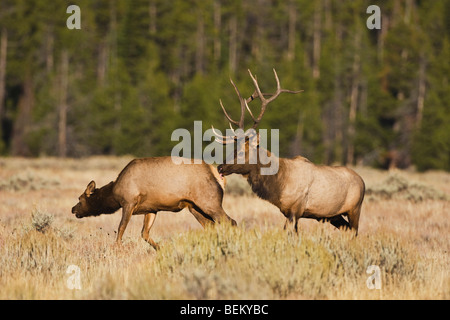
<box><xmin>58</xmin><ymin>50</ymin><xmax>69</xmax><ymax>158</ymax></box>
<box><xmin>346</xmin><ymin>32</ymin><xmax>361</xmax><ymax>165</ymax></box>
<box><xmin>333</xmin><ymin>75</ymin><xmax>344</xmax><ymax>165</ymax></box>
<box><xmin>404</xmin><ymin>0</ymin><xmax>414</xmax><ymax>24</ymax></box>
<box><xmin>334</xmin><ymin>24</ymin><xmax>344</xmax><ymax>164</ymax></box>
<box><xmin>11</xmin><ymin>72</ymin><xmax>34</xmax><ymax>156</ymax></box>
<box><xmin>45</xmin><ymin>29</ymin><xmax>54</xmax><ymax>73</ymax></box>
<box><xmin>416</xmin><ymin>54</ymin><xmax>426</xmax><ymax>128</ymax></box>
<box><xmin>213</xmin><ymin>0</ymin><xmax>221</xmax><ymax>64</ymax></box>
<box><xmin>97</xmin><ymin>42</ymin><xmax>108</xmax><ymax>87</ymax></box>
<box><xmin>229</xmin><ymin>15</ymin><xmax>237</xmax><ymax>75</ymax></box>
<box><xmin>0</xmin><ymin>28</ymin><xmax>7</xmax><ymax>142</ymax></box>
<box><xmin>149</xmin><ymin>0</ymin><xmax>157</xmax><ymax>35</ymax></box>
<box><xmin>312</xmin><ymin>1</ymin><xmax>322</xmax><ymax>79</ymax></box>
<box><xmin>287</xmin><ymin>0</ymin><xmax>296</xmax><ymax>61</ymax></box>
<box><xmin>251</xmin><ymin>0</ymin><xmax>266</xmax><ymax>63</ymax></box>
<box><xmin>323</xmin><ymin>0</ymin><xmax>332</xmax><ymax>30</ymax></box>
<box><xmin>195</xmin><ymin>12</ymin><xmax>205</xmax><ymax>75</ymax></box>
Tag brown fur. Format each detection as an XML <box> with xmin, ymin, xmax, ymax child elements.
<box><xmin>218</xmin><ymin>144</ymin><xmax>365</xmax><ymax>234</ymax></box>
<box><xmin>214</xmin><ymin>69</ymin><xmax>364</xmax><ymax>233</ymax></box>
<box><xmin>72</xmin><ymin>157</ymin><xmax>236</xmax><ymax>249</ymax></box>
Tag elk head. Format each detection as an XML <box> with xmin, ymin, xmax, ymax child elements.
<box><xmin>71</xmin><ymin>180</ymin><xmax>119</xmax><ymax>218</ymax></box>
<box><xmin>213</xmin><ymin>69</ymin><xmax>302</xmax><ymax>176</ymax></box>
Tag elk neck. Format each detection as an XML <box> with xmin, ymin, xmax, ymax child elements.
<box><xmin>91</xmin><ymin>181</ymin><xmax>122</xmax><ymax>215</ymax></box>
<box><xmin>246</xmin><ymin>153</ymin><xmax>285</xmax><ymax>208</ymax></box>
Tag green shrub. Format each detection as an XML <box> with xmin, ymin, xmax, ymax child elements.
<box><xmin>366</xmin><ymin>174</ymin><xmax>449</xmax><ymax>202</ymax></box>
<box><xmin>0</xmin><ymin>171</ymin><xmax>60</xmax><ymax>192</ymax></box>
<box><xmin>31</xmin><ymin>210</ymin><xmax>54</xmax><ymax>234</ymax></box>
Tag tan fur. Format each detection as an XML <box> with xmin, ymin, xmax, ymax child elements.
<box><xmin>215</xmin><ymin>68</ymin><xmax>364</xmax><ymax>233</ymax></box>
<box><xmin>72</xmin><ymin>157</ymin><xmax>236</xmax><ymax>249</ymax></box>
<box><xmin>210</xmin><ymin>164</ymin><xmax>226</xmax><ymax>190</ymax></box>
<box><xmin>219</xmin><ymin>146</ymin><xmax>365</xmax><ymax>234</ymax></box>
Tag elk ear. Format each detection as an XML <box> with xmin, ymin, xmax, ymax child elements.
<box><xmin>85</xmin><ymin>180</ymin><xmax>96</xmax><ymax>197</ymax></box>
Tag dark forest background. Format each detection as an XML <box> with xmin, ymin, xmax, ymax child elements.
<box><xmin>0</xmin><ymin>0</ymin><xmax>448</xmax><ymax>171</ymax></box>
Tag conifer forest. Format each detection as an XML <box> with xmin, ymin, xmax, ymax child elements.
<box><xmin>0</xmin><ymin>0</ymin><xmax>448</xmax><ymax>171</ymax></box>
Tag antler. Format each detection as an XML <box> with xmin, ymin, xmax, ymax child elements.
<box><xmin>247</xmin><ymin>68</ymin><xmax>303</xmax><ymax>129</ymax></box>
<box><xmin>213</xmin><ymin>77</ymin><xmax>252</xmax><ymax>144</ymax></box>
<box><xmin>211</xmin><ymin>124</ymin><xmax>236</xmax><ymax>144</ymax></box>
<box><xmin>213</xmin><ymin>68</ymin><xmax>302</xmax><ymax>143</ymax></box>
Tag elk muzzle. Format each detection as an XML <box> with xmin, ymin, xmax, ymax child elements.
<box><xmin>71</xmin><ymin>204</ymin><xmax>83</xmax><ymax>218</ymax></box>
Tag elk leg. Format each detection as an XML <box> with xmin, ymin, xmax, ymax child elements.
<box><xmin>188</xmin><ymin>206</ymin><xmax>215</xmax><ymax>228</ymax></box>
<box><xmin>347</xmin><ymin>205</ymin><xmax>362</xmax><ymax>235</ymax></box>
<box><xmin>142</xmin><ymin>213</ymin><xmax>159</xmax><ymax>250</ymax></box>
<box><xmin>216</xmin><ymin>207</ymin><xmax>237</xmax><ymax>226</ymax></box>
<box><xmin>283</xmin><ymin>218</ymin><xmax>291</xmax><ymax>230</ymax></box>
<box><xmin>294</xmin><ymin>217</ymin><xmax>300</xmax><ymax>233</ymax></box>
<box><xmin>328</xmin><ymin>215</ymin><xmax>351</xmax><ymax>230</ymax></box>
<box><xmin>283</xmin><ymin>214</ymin><xmax>297</xmax><ymax>234</ymax></box>
<box><xmin>284</xmin><ymin>209</ymin><xmax>303</xmax><ymax>234</ymax></box>
<box><xmin>210</xmin><ymin>208</ymin><xmax>237</xmax><ymax>226</ymax></box>
<box><xmin>197</xmin><ymin>203</ymin><xmax>237</xmax><ymax>226</ymax></box>
<box><xmin>116</xmin><ymin>200</ymin><xmax>139</xmax><ymax>243</ymax></box>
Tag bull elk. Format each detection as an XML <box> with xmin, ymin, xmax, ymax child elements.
<box><xmin>71</xmin><ymin>157</ymin><xmax>236</xmax><ymax>249</ymax></box>
<box><xmin>213</xmin><ymin>69</ymin><xmax>365</xmax><ymax>234</ymax></box>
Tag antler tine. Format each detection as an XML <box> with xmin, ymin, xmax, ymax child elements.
<box><xmin>214</xmin><ymin>69</ymin><xmax>302</xmax><ymax>141</ymax></box>
<box><xmin>246</xmin><ymin>89</ymin><xmax>274</xmax><ymax>103</ymax></box>
<box><xmin>244</xmin><ymin>96</ymin><xmax>257</xmax><ymax>122</ymax></box>
<box><xmin>247</xmin><ymin>69</ymin><xmax>269</xmax><ymax>128</ymax></box>
<box><xmin>213</xmin><ymin>75</ymin><xmax>249</xmax><ymax>144</ymax></box>
<box><xmin>247</xmin><ymin>69</ymin><xmax>264</xmax><ymax>103</ymax></box>
<box><xmin>229</xmin><ymin>122</ymin><xmax>237</xmax><ymax>135</ymax></box>
<box><xmin>247</xmin><ymin>68</ymin><xmax>303</xmax><ymax>129</ymax></box>
<box><xmin>259</xmin><ymin>68</ymin><xmax>304</xmax><ymax>102</ymax></box>
<box><xmin>271</xmin><ymin>68</ymin><xmax>304</xmax><ymax>99</ymax></box>
<box><xmin>219</xmin><ymin>99</ymin><xmax>239</xmax><ymax>127</ymax></box>
<box><xmin>229</xmin><ymin>77</ymin><xmax>246</xmax><ymax>129</ymax></box>
<box><xmin>211</xmin><ymin>125</ymin><xmax>235</xmax><ymax>144</ymax></box>
<box><xmin>273</xmin><ymin>68</ymin><xmax>281</xmax><ymax>91</ymax></box>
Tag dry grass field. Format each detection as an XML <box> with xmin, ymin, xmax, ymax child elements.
<box><xmin>0</xmin><ymin>156</ymin><xmax>448</xmax><ymax>299</ymax></box>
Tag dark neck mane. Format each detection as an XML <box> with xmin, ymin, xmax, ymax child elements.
<box><xmin>247</xmin><ymin>158</ymin><xmax>285</xmax><ymax>207</ymax></box>
<box><xmin>91</xmin><ymin>181</ymin><xmax>121</xmax><ymax>215</ymax></box>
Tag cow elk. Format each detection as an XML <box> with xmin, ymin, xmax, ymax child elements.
<box><xmin>71</xmin><ymin>157</ymin><xmax>236</xmax><ymax>250</ymax></box>
<box><xmin>214</xmin><ymin>69</ymin><xmax>365</xmax><ymax>234</ymax></box>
